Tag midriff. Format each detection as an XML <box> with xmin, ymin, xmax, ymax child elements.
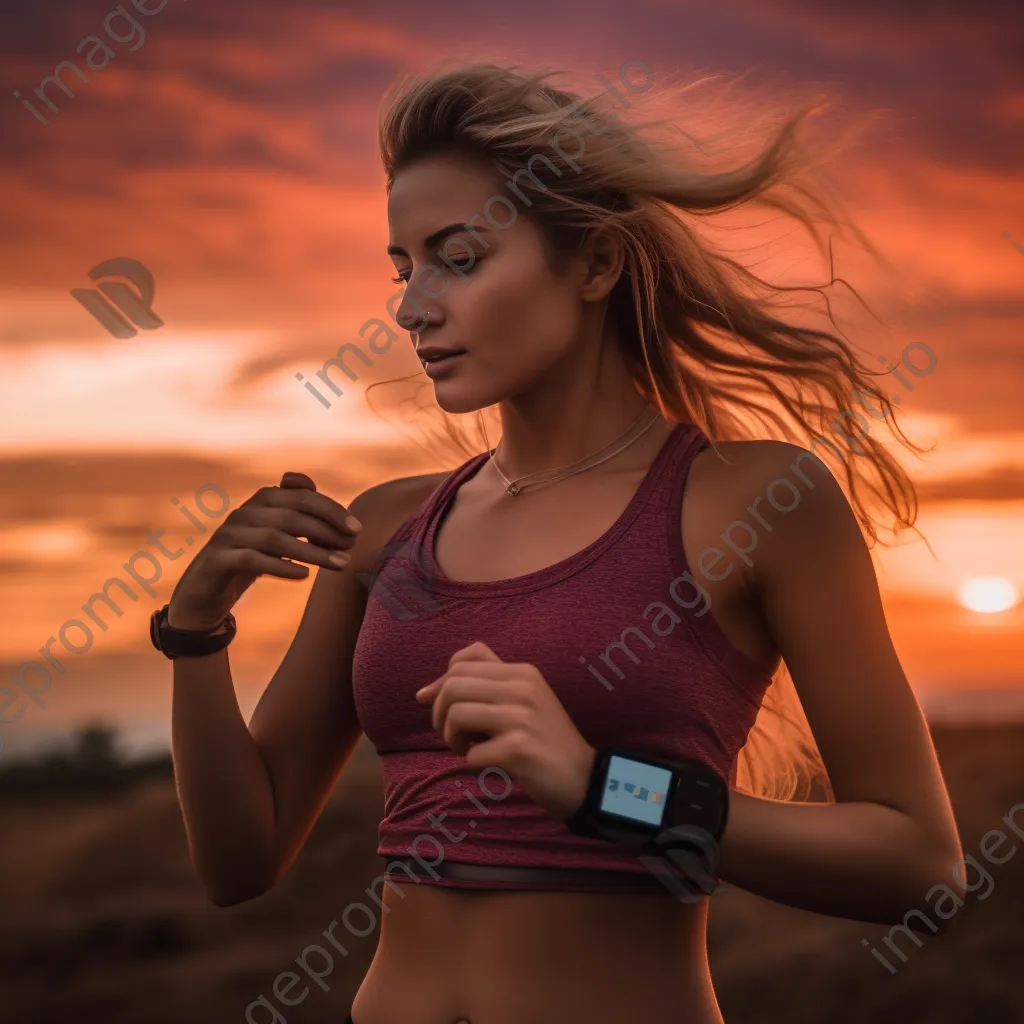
<box><xmin>350</xmin><ymin>877</ymin><xmax>724</xmax><ymax>1024</ymax></box>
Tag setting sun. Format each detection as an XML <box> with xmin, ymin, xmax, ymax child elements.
<box><xmin>958</xmin><ymin>576</ymin><xmax>1021</xmax><ymax>614</ymax></box>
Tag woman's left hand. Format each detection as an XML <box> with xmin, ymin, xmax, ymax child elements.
<box><xmin>415</xmin><ymin>640</ymin><xmax>596</xmax><ymax>821</ymax></box>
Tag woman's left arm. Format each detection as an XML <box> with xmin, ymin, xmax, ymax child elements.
<box><xmin>716</xmin><ymin>443</ymin><xmax>966</xmax><ymax>926</ymax></box>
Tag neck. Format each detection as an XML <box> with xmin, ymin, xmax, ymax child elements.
<box><xmin>483</xmin><ymin>321</ymin><xmax>675</xmax><ymax>477</ymax></box>
<box><xmin>489</xmin><ymin>352</ymin><xmax>673</xmax><ymax>480</ymax></box>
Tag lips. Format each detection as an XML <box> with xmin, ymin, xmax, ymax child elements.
<box><xmin>417</xmin><ymin>345</ymin><xmax>467</xmax><ymax>364</ymax></box>
<box><xmin>422</xmin><ymin>350</ymin><xmax>467</xmax><ymax>377</ymax></box>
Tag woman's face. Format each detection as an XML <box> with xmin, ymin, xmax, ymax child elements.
<box><xmin>387</xmin><ymin>152</ymin><xmax>594</xmax><ymax>414</ymax></box>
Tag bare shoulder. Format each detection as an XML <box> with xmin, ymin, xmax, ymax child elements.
<box><xmin>345</xmin><ymin>470</ymin><xmax>454</xmax><ymax>569</ymax></box>
<box><xmin>690</xmin><ymin>437</ymin><xmax>847</xmax><ymax>513</ymax></box>
<box><xmin>350</xmin><ymin>469</ymin><xmax>453</xmax><ymax>513</ymax></box>
<box><xmin>687</xmin><ymin>437</ymin><xmax>863</xmax><ymax>585</ymax></box>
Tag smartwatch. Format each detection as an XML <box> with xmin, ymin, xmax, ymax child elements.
<box><xmin>564</xmin><ymin>748</ymin><xmax>729</xmax><ymax>849</ymax></box>
<box><xmin>149</xmin><ymin>603</ymin><xmax>237</xmax><ymax>660</ymax></box>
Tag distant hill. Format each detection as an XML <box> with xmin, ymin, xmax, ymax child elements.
<box><xmin>0</xmin><ymin>723</ymin><xmax>172</xmax><ymax>800</ymax></box>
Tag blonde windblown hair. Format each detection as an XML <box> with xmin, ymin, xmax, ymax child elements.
<box><xmin>371</xmin><ymin>59</ymin><xmax>926</xmax><ymax>803</ymax></box>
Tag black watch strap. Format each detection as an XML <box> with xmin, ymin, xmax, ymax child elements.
<box><xmin>564</xmin><ymin>748</ymin><xmax>613</xmax><ymax>840</ymax></box>
<box><xmin>150</xmin><ymin>604</ymin><xmax>236</xmax><ymax>660</ymax></box>
<box><xmin>665</xmin><ymin>759</ymin><xmax>729</xmax><ymax>846</ymax></box>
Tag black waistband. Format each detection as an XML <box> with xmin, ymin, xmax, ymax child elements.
<box><xmin>381</xmin><ymin>855</ymin><xmax>673</xmax><ymax>892</ymax></box>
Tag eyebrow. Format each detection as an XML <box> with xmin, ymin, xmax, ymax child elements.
<box><xmin>387</xmin><ymin>222</ymin><xmax>490</xmax><ymax>257</ymax></box>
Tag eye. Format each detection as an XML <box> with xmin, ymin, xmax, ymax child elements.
<box><xmin>447</xmin><ymin>256</ymin><xmax>484</xmax><ymax>274</ymax></box>
<box><xmin>391</xmin><ymin>257</ymin><xmax>485</xmax><ymax>286</ymax></box>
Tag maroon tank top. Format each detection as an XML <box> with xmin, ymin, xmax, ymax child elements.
<box><xmin>351</xmin><ymin>421</ymin><xmax>773</xmax><ymax>890</ymax></box>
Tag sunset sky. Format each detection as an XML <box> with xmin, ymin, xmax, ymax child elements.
<box><xmin>0</xmin><ymin>0</ymin><xmax>1022</xmax><ymax>761</ymax></box>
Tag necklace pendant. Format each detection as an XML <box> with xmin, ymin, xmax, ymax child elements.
<box><xmin>506</xmin><ymin>482</ymin><xmax>521</xmax><ymax>496</ymax></box>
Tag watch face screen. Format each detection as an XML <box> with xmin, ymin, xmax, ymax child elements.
<box><xmin>600</xmin><ymin>755</ymin><xmax>671</xmax><ymax>827</ymax></box>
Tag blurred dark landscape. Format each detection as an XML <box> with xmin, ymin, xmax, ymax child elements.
<box><xmin>0</xmin><ymin>722</ymin><xmax>1022</xmax><ymax>1024</ymax></box>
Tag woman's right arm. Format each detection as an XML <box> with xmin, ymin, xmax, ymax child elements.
<box><xmin>167</xmin><ymin>470</ymin><xmax>434</xmax><ymax>906</ymax></box>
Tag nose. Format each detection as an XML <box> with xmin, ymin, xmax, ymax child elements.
<box><xmin>394</xmin><ymin>284</ymin><xmax>433</xmax><ymax>336</ymax></box>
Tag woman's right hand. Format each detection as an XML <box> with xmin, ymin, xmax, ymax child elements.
<box><xmin>166</xmin><ymin>471</ymin><xmax>363</xmax><ymax>631</ymax></box>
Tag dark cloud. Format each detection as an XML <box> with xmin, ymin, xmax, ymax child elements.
<box><xmin>3</xmin><ymin>0</ymin><xmax>1018</xmax><ymax>178</ymax></box>
<box><xmin>0</xmin><ymin>0</ymin><xmax>1019</xmax><ymax>457</ymax></box>
<box><xmin>904</xmin><ymin>294</ymin><xmax>1024</xmax><ymax>328</ymax></box>
<box><xmin>0</xmin><ymin>559</ymin><xmax>40</xmax><ymax>573</ymax></box>
<box><xmin>0</xmin><ymin>444</ymin><xmax>438</xmax><ymax>525</ymax></box>
<box><xmin>0</xmin><ymin>452</ymin><xmax>252</xmax><ymax>521</ymax></box>
<box><xmin>919</xmin><ymin>466</ymin><xmax>1024</xmax><ymax>503</ymax></box>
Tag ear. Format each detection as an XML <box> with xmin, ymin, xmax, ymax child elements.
<box><xmin>578</xmin><ymin>227</ymin><xmax>625</xmax><ymax>304</ymax></box>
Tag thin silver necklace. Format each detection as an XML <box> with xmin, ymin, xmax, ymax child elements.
<box><xmin>488</xmin><ymin>409</ymin><xmax>666</xmax><ymax>497</ymax></box>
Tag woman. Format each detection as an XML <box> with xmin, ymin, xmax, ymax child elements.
<box><xmin>160</xmin><ymin>62</ymin><xmax>966</xmax><ymax>1024</ymax></box>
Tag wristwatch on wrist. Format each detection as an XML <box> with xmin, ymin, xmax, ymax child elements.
<box><xmin>149</xmin><ymin>603</ymin><xmax>237</xmax><ymax>660</ymax></box>
<box><xmin>564</xmin><ymin>747</ymin><xmax>729</xmax><ymax>849</ymax></box>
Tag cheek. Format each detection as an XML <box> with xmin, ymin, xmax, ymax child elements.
<box><xmin>467</xmin><ymin>261</ymin><xmax>577</xmax><ymax>354</ymax></box>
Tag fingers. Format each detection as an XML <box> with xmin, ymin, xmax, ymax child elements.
<box><xmin>268</xmin><ymin>485</ymin><xmax>362</xmax><ymax>538</ymax></box>
<box><xmin>306</xmin><ymin>490</ymin><xmax>362</xmax><ymax>536</ymax></box>
<box><xmin>279</xmin><ymin>471</ymin><xmax>316</xmax><ymax>490</ymax></box>
<box><xmin>415</xmin><ymin>658</ymin><xmax>516</xmax><ymax>703</ymax></box>
<box><xmin>226</xmin><ymin>474</ymin><xmax>363</xmax><ymax>573</ymax></box>
<box><xmin>224</xmin><ymin>524</ymin><xmax>351</xmax><ymax>573</ymax></box>
<box><xmin>414</xmin><ymin>678</ymin><xmax>443</xmax><ymax>702</ymax></box>
<box><xmin>210</xmin><ymin>545</ymin><xmax>314</xmax><ymax>581</ymax></box>
<box><xmin>442</xmin><ymin>702</ymin><xmax>519</xmax><ymax>756</ymax></box>
<box><xmin>461</xmin><ymin>733</ymin><xmax>515</xmax><ymax>770</ymax></box>
<box><xmin>244</xmin><ymin>475</ymin><xmax>362</xmax><ymax>538</ymax></box>
<box><xmin>250</xmin><ymin>506</ymin><xmax>357</xmax><ymax>553</ymax></box>
<box><xmin>446</xmin><ymin>641</ymin><xmax>501</xmax><ymax>667</ymax></box>
<box><xmin>428</xmin><ymin>673</ymin><xmax>522</xmax><ymax>734</ymax></box>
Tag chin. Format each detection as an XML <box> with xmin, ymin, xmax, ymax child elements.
<box><xmin>431</xmin><ymin>374</ymin><xmax>509</xmax><ymax>415</ymax></box>
<box><xmin>432</xmin><ymin>386</ymin><xmax>492</xmax><ymax>416</ymax></box>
